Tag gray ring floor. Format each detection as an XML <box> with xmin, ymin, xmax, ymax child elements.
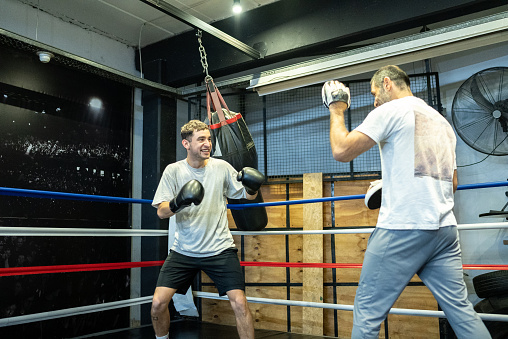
<box><xmin>76</xmin><ymin>319</ymin><xmax>335</xmax><ymax>339</ymax></box>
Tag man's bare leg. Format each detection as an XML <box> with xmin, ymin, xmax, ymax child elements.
<box><xmin>151</xmin><ymin>286</ymin><xmax>177</xmax><ymax>337</ymax></box>
<box><xmin>227</xmin><ymin>289</ymin><xmax>255</xmax><ymax>339</ymax></box>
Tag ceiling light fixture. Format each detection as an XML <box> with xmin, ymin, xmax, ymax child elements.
<box><xmin>36</xmin><ymin>51</ymin><xmax>54</xmax><ymax>63</ymax></box>
<box><xmin>232</xmin><ymin>0</ymin><xmax>242</xmax><ymax>14</ymax></box>
<box><xmin>89</xmin><ymin>98</ymin><xmax>103</xmax><ymax>110</ymax></box>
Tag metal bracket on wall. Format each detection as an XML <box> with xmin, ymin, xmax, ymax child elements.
<box><xmin>139</xmin><ymin>0</ymin><xmax>262</xmax><ymax>60</ymax></box>
<box><xmin>479</xmin><ymin>180</ymin><xmax>508</xmax><ymax>220</ymax></box>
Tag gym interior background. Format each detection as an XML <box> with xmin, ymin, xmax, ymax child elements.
<box><xmin>0</xmin><ymin>0</ymin><xmax>507</xmax><ymax>338</ymax></box>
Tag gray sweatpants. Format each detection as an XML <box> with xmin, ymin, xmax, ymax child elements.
<box><xmin>351</xmin><ymin>226</ymin><xmax>491</xmax><ymax>339</ymax></box>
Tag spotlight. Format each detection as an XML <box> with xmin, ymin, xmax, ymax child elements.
<box><xmin>36</xmin><ymin>51</ymin><xmax>54</xmax><ymax>63</ymax></box>
<box><xmin>89</xmin><ymin>98</ymin><xmax>103</xmax><ymax>110</ymax></box>
<box><xmin>232</xmin><ymin>0</ymin><xmax>242</xmax><ymax>14</ymax></box>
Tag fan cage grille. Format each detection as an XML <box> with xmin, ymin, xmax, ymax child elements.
<box><xmin>452</xmin><ymin>67</ymin><xmax>508</xmax><ymax>156</ymax></box>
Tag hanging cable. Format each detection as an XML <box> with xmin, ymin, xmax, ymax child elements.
<box><xmin>458</xmin><ymin>134</ymin><xmax>508</xmax><ymax>167</ymax></box>
<box><xmin>35</xmin><ymin>0</ymin><xmax>40</xmax><ymax>41</ymax></box>
<box><xmin>138</xmin><ymin>22</ymin><xmax>146</xmax><ymax>79</ymax></box>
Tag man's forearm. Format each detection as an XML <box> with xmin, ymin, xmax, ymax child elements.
<box><xmin>245</xmin><ymin>191</ymin><xmax>258</xmax><ymax>200</ymax></box>
<box><xmin>157</xmin><ymin>202</ymin><xmax>175</xmax><ymax>219</ymax></box>
<box><xmin>329</xmin><ymin>102</ymin><xmax>377</xmax><ymax>162</ymax></box>
<box><xmin>329</xmin><ymin>103</ymin><xmax>351</xmax><ymax>161</ymax></box>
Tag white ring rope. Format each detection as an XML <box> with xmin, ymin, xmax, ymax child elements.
<box><xmin>0</xmin><ymin>227</ymin><xmax>167</xmax><ymax>237</ymax></box>
<box><xmin>1</xmin><ymin>293</ymin><xmax>507</xmax><ymax>328</ymax></box>
<box><xmin>0</xmin><ymin>296</ymin><xmax>153</xmax><ymax>327</ymax></box>
<box><xmin>0</xmin><ymin>222</ymin><xmax>506</xmax><ymax>237</ymax></box>
<box><xmin>194</xmin><ymin>292</ymin><xmax>508</xmax><ymax>322</ymax></box>
<box><xmin>231</xmin><ymin>222</ymin><xmax>508</xmax><ymax>235</ymax></box>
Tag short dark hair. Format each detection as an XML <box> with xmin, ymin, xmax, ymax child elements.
<box><xmin>371</xmin><ymin>65</ymin><xmax>410</xmax><ymax>90</ymax></box>
<box><xmin>181</xmin><ymin>120</ymin><xmax>209</xmax><ymax>141</ymax></box>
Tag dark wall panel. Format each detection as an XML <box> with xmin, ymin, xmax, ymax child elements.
<box><xmin>0</xmin><ymin>43</ymin><xmax>133</xmax><ymax>337</ymax></box>
<box><xmin>140</xmin><ymin>58</ymin><xmax>178</xmax><ymax>325</ymax></box>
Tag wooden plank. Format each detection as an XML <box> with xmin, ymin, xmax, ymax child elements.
<box><xmin>288</xmin><ymin>234</ymin><xmax>303</xmax><ymax>283</ymax></box>
<box><xmin>324</xmin><ymin>285</ymin><xmax>355</xmax><ymax>337</ymax></box>
<box><xmin>387</xmin><ymin>286</ymin><xmax>439</xmax><ymax>338</ymax></box>
<box><xmin>334</xmin><ymin>179</ymin><xmax>379</xmax><ymax>227</ymax></box>
<box><xmin>323</xmin><ymin>285</ymin><xmax>439</xmax><ymax>338</ymax></box>
<box><xmin>323</xmin><ymin>182</ymin><xmax>333</xmax><ymax>228</ymax></box>
<box><xmin>289</xmin><ymin>182</ymin><xmax>303</xmax><ymax>228</ymax></box>
<box><xmin>201</xmin><ymin>286</ymin><xmax>303</xmax><ymax>332</ymax></box>
<box><xmin>302</xmin><ymin>173</ymin><xmax>323</xmax><ymax>335</ymax></box>
<box><xmin>248</xmin><ymin>286</ymin><xmax>292</xmax><ymax>332</ymax></box>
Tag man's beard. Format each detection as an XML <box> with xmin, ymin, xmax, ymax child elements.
<box><xmin>190</xmin><ymin>147</ymin><xmax>210</xmax><ymax>160</ymax></box>
<box><xmin>377</xmin><ymin>87</ymin><xmax>391</xmax><ymax>106</ymax></box>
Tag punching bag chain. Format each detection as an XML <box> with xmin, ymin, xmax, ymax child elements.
<box><xmin>196</xmin><ymin>30</ymin><xmax>212</xmax><ymax>82</ymax></box>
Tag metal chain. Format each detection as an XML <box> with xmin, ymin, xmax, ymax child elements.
<box><xmin>196</xmin><ymin>30</ymin><xmax>212</xmax><ymax>82</ymax></box>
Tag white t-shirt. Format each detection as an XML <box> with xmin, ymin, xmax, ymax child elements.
<box><xmin>355</xmin><ymin>96</ymin><xmax>457</xmax><ymax>230</ymax></box>
<box><xmin>152</xmin><ymin>158</ymin><xmax>246</xmax><ymax>257</ymax></box>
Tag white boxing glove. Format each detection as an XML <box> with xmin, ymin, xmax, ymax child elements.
<box><xmin>322</xmin><ymin>80</ymin><xmax>351</xmax><ymax>109</ymax></box>
<box><xmin>364</xmin><ymin>179</ymin><xmax>382</xmax><ymax>210</ymax></box>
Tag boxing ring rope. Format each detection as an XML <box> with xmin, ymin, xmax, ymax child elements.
<box><xmin>193</xmin><ymin>292</ymin><xmax>508</xmax><ymax>322</ymax></box>
<box><xmin>0</xmin><ymin>227</ymin><xmax>167</xmax><ymax>237</ymax></box>
<box><xmin>0</xmin><ymin>296</ymin><xmax>153</xmax><ymax>327</ymax></box>
<box><xmin>3</xmin><ymin>289</ymin><xmax>508</xmax><ymax>328</ymax></box>
<box><xmin>0</xmin><ymin>259</ymin><xmax>505</xmax><ymax>278</ymax></box>
<box><xmin>0</xmin><ymin>180</ymin><xmax>507</xmax><ymax>328</ymax></box>
<box><xmin>0</xmin><ymin>187</ymin><xmax>152</xmax><ymax>204</ymax></box>
<box><xmin>1</xmin><ymin>180</ymin><xmax>507</xmax><ymax>209</ymax></box>
<box><xmin>231</xmin><ymin>222</ymin><xmax>508</xmax><ymax>234</ymax></box>
<box><xmin>1</xmin><ymin>222</ymin><xmax>507</xmax><ymax>238</ymax></box>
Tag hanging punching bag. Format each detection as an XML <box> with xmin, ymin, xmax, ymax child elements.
<box><xmin>204</xmin><ymin>78</ymin><xmax>268</xmax><ymax>231</ymax></box>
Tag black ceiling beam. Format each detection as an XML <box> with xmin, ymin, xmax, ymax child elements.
<box><xmin>139</xmin><ymin>0</ymin><xmax>261</xmax><ymax>59</ymax></box>
<box><xmin>139</xmin><ymin>0</ymin><xmax>508</xmax><ymax>88</ymax></box>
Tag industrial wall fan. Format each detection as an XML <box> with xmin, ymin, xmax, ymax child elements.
<box><xmin>451</xmin><ymin>67</ymin><xmax>508</xmax><ymax>156</ymax></box>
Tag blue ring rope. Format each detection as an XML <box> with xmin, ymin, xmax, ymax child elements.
<box><xmin>0</xmin><ymin>187</ymin><xmax>152</xmax><ymax>204</ymax></box>
<box><xmin>0</xmin><ymin>180</ymin><xmax>507</xmax><ymax>208</ymax></box>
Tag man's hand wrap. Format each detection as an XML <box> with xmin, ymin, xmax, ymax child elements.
<box><xmin>169</xmin><ymin>179</ymin><xmax>205</xmax><ymax>213</ymax></box>
<box><xmin>322</xmin><ymin>80</ymin><xmax>351</xmax><ymax>109</ymax></box>
<box><xmin>237</xmin><ymin>167</ymin><xmax>265</xmax><ymax>195</ymax></box>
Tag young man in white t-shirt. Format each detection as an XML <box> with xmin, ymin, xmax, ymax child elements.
<box><xmin>150</xmin><ymin>120</ymin><xmax>264</xmax><ymax>339</ymax></box>
<box><xmin>322</xmin><ymin>65</ymin><xmax>490</xmax><ymax>339</ymax></box>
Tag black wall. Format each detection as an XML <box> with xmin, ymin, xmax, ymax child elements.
<box><xmin>0</xmin><ymin>43</ymin><xmax>133</xmax><ymax>338</ymax></box>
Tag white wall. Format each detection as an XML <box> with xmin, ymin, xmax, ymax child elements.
<box><xmin>429</xmin><ymin>42</ymin><xmax>508</xmax><ymax>303</ymax></box>
<box><xmin>1</xmin><ymin>0</ymin><xmax>138</xmax><ymax>75</ymax></box>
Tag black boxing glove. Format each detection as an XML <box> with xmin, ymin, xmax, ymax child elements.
<box><xmin>169</xmin><ymin>180</ymin><xmax>205</xmax><ymax>213</ymax></box>
<box><xmin>237</xmin><ymin>167</ymin><xmax>265</xmax><ymax>195</ymax></box>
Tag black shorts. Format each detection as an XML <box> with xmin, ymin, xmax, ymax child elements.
<box><xmin>156</xmin><ymin>248</ymin><xmax>245</xmax><ymax>296</ymax></box>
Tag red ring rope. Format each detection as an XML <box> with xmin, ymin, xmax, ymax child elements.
<box><xmin>0</xmin><ymin>261</ymin><xmax>164</xmax><ymax>277</ymax></box>
<box><xmin>241</xmin><ymin>261</ymin><xmax>508</xmax><ymax>270</ymax></box>
<box><xmin>0</xmin><ymin>261</ymin><xmax>506</xmax><ymax>277</ymax></box>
